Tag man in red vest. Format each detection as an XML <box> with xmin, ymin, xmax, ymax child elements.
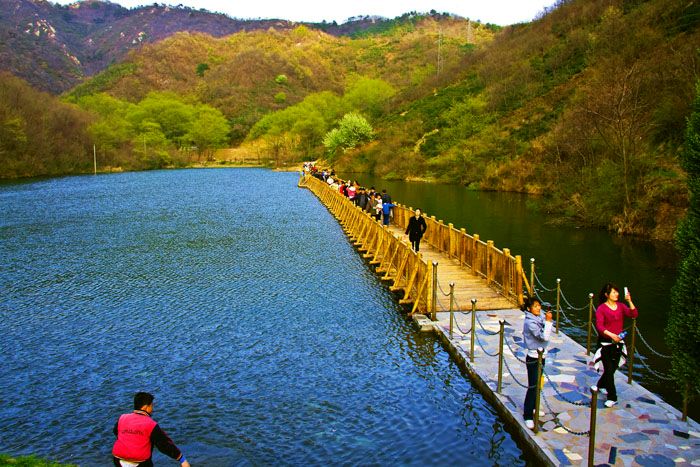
<box><xmin>112</xmin><ymin>392</ymin><xmax>190</xmax><ymax>467</ymax></box>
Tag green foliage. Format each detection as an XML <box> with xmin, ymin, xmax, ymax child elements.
<box><xmin>65</xmin><ymin>63</ymin><xmax>137</xmax><ymax>101</ymax></box>
<box><xmin>274</xmin><ymin>92</ymin><xmax>286</xmax><ymax>103</ymax></box>
<box><xmin>323</xmin><ymin>112</ymin><xmax>374</xmax><ymax>160</ymax></box>
<box><xmin>274</xmin><ymin>74</ymin><xmax>288</xmax><ymax>85</ymax></box>
<box><xmin>343</xmin><ymin>77</ymin><xmax>396</xmax><ymax>120</ymax></box>
<box><xmin>195</xmin><ymin>63</ymin><xmax>210</xmax><ymax>77</ymax></box>
<box><xmin>0</xmin><ymin>454</ymin><xmax>75</xmax><ymax>466</ymax></box>
<box><xmin>667</xmin><ymin>83</ymin><xmax>700</xmax><ymax>409</ymax></box>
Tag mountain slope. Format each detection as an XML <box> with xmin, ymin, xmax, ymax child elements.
<box><xmin>0</xmin><ymin>0</ymin><xmax>301</xmax><ymax>93</ymax></box>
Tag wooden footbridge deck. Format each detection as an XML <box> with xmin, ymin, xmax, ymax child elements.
<box><xmin>299</xmin><ymin>174</ymin><xmax>527</xmax><ymax>314</ymax></box>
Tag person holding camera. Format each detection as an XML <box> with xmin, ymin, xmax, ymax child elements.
<box><xmin>521</xmin><ymin>296</ymin><xmax>552</xmax><ymax>430</ymax></box>
<box><xmin>595</xmin><ymin>282</ymin><xmax>638</xmax><ymax>407</ymax></box>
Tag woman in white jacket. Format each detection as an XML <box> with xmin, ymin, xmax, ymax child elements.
<box><xmin>522</xmin><ymin>296</ymin><xmax>553</xmax><ymax>430</ymax></box>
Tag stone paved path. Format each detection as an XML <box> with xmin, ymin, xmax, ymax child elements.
<box><xmin>431</xmin><ymin>309</ymin><xmax>700</xmax><ymax>466</ymax></box>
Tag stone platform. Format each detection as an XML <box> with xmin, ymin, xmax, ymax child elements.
<box><xmin>427</xmin><ymin>309</ymin><xmax>700</xmax><ymax>466</ymax></box>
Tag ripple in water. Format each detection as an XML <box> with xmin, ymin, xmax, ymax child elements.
<box><xmin>0</xmin><ymin>169</ymin><xmax>525</xmax><ymax>465</ymax></box>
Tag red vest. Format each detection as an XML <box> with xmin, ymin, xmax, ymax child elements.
<box><xmin>112</xmin><ymin>412</ymin><xmax>157</xmax><ymax>462</ymax></box>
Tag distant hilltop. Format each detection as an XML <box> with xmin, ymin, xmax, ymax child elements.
<box><xmin>0</xmin><ymin>0</ymin><xmax>467</xmax><ymax>93</ymax></box>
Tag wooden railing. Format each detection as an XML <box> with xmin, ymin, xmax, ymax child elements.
<box><xmin>392</xmin><ymin>204</ymin><xmax>525</xmax><ymax>306</ymax></box>
<box><xmin>300</xmin><ymin>174</ymin><xmax>525</xmax><ymax>309</ymax></box>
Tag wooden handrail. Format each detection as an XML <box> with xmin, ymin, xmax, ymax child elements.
<box><xmin>301</xmin><ymin>175</ymin><xmax>523</xmax><ymax>308</ymax></box>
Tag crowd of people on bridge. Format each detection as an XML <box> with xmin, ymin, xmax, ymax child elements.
<box><xmin>303</xmin><ymin>163</ymin><xmax>427</xmax><ymax>250</ymax></box>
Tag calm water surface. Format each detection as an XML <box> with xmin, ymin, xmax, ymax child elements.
<box><xmin>345</xmin><ymin>174</ymin><xmax>691</xmax><ymax>419</ymax></box>
<box><xmin>0</xmin><ymin>169</ymin><xmax>525</xmax><ymax>465</ymax></box>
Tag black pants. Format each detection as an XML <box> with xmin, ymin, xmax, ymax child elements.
<box><xmin>524</xmin><ymin>355</ymin><xmax>545</xmax><ymax>420</ymax></box>
<box><xmin>410</xmin><ymin>237</ymin><xmax>422</xmax><ymax>252</ymax></box>
<box><xmin>596</xmin><ymin>343</ymin><xmax>622</xmax><ymax>401</ymax></box>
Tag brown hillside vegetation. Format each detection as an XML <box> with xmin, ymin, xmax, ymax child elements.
<box><xmin>329</xmin><ymin>0</ymin><xmax>698</xmax><ymax>240</ymax></box>
<box><xmin>0</xmin><ymin>72</ymin><xmax>93</xmax><ymax>178</ymax></box>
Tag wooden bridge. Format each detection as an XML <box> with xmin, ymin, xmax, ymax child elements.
<box><xmin>299</xmin><ymin>174</ymin><xmax>529</xmax><ymax>315</ymax></box>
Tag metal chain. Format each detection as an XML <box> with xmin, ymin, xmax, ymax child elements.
<box><xmin>534</xmin><ymin>272</ymin><xmax>557</xmax><ymax>292</ymax></box>
<box><xmin>504</xmin><ymin>334</ymin><xmax>528</xmax><ymax>364</ymax></box>
<box><xmin>634</xmin><ymin>325</ymin><xmax>672</xmax><ymax>359</ymax></box>
<box><xmin>559</xmin><ymin>289</ymin><xmax>589</xmax><ymax>311</ymax></box>
<box><xmin>636</xmin><ymin>357</ymin><xmax>675</xmax><ymax>381</ymax></box>
<box><xmin>436</xmin><ymin>278</ymin><xmax>452</xmax><ymax>297</ymax></box>
<box><xmin>474</xmin><ymin>329</ymin><xmax>500</xmax><ymax>357</ymax></box>
<box><xmin>543</xmin><ymin>370</ymin><xmax>591</xmax><ymax>407</ymax></box>
<box><xmin>555</xmin><ymin>306</ymin><xmax>577</xmax><ymax>327</ymax></box>
<box><xmin>502</xmin><ymin>352</ymin><xmax>534</xmax><ymax>389</ymax></box>
<box><xmin>475</xmin><ymin>312</ymin><xmax>500</xmax><ymax>336</ymax></box>
<box><xmin>450</xmin><ymin>314</ymin><xmax>472</xmax><ymax>336</ymax></box>
<box><xmin>540</xmin><ymin>393</ymin><xmax>591</xmax><ymax>436</ymax></box>
<box><xmin>534</xmin><ymin>288</ymin><xmax>547</xmax><ymax>303</ymax></box>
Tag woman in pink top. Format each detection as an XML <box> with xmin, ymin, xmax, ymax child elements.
<box><xmin>595</xmin><ymin>282</ymin><xmax>638</xmax><ymax>407</ymax></box>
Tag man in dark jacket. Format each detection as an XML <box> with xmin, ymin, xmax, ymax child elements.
<box><xmin>405</xmin><ymin>208</ymin><xmax>428</xmax><ymax>252</ymax></box>
<box><xmin>112</xmin><ymin>392</ymin><xmax>190</xmax><ymax>467</ymax></box>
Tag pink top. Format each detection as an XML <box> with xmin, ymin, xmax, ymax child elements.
<box><xmin>595</xmin><ymin>301</ymin><xmax>638</xmax><ymax>339</ymax></box>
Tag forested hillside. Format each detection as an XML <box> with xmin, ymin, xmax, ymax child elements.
<box><xmin>2</xmin><ymin>0</ymin><xmax>698</xmax><ymax>239</ymax></box>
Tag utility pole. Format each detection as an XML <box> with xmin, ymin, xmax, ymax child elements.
<box><xmin>437</xmin><ymin>29</ymin><xmax>444</xmax><ymax>77</ymax></box>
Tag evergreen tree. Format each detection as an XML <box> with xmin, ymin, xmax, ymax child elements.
<box><xmin>666</xmin><ymin>82</ymin><xmax>700</xmax><ymax>417</ymax></box>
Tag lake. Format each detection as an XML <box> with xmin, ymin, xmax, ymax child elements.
<box><xmin>0</xmin><ymin>169</ymin><xmax>525</xmax><ymax>465</ymax></box>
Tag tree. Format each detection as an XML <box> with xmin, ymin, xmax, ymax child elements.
<box><xmin>323</xmin><ymin>112</ymin><xmax>374</xmax><ymax>161</ymax></box>
<box><xmin>342</xmin><ymin>77</ymin><xmax>396</xmax><ymax>120</ymax></box>
<box><xmin>666</xmin><ymin>82</ymin><xmax>700</xmax><ymax>419</ymax></box>
<box><xmin>185</xmin><ymin>105</ymin><xmax>230</xmax><ymax>160</ymax></box>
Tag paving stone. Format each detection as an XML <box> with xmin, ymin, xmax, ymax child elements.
<box><xmin>432</xmin><ymin>309</ymin><xmax>700</xmax><ymax>465</ymax></box>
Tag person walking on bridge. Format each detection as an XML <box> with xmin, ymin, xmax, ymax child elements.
<box><xmin>405</xmin><ymin>208</ymin><xmax>427</xmax><ymax>252</ymax></box>
<box><xmin>595</xmin><ymin>282</ymin><xmax>638</xmax><ymax>407</ymax></box>
<box><xmin>112</xmin><ymin>391</ymin><xmax>191</xmax><ymax>467</ymax></box>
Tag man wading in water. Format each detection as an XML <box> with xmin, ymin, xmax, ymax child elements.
<box><xmin>112</xmin><ymin>392</ymin><xmax>191</xmax><ymax>467</ymax></box>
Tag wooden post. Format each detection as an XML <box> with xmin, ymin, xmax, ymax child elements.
<box><xmin>411</xmin><ymin>274</ymin><xmax>429</xmax><ymax>315</ymax></box>
<box><xmin>534</xmin><ymin>348</ymin><xmax>544</xmax><ymax>433</ymax></box>
<box><xmin>587</xmin><ymin>293</ymin><xmax>594</xmax><ymax>356</ymax></box>
<box><xmin>515</xmin><ymin>255</ymin><xmax>524</xmax><ymax>305</ymax></box>
<box><xmin>448</xmin><ymin>223</ymin><xmax>454</xmax><ymax>258</ymax></box>
<box><xmin>460</xmin><ymin>228</ymin><xmax>467</xmax><ymax>266</ymax></box>
<box><xmin>389</xmin><ymin>249</ymin><xmax>410</xmax><ymax>288</ymax></box>
<box><xmin>556</xmin><ymin>279</ymin><xmax>561</xmax><ymax>334</ymax></box>
<box><xmin>431</xmin><ymin>261</ymin><xmax>438</xmax><ymax>321</ymax></box>
<box><xmin>449</xmin><ymin>282</ymin><xmax>455</xmax><ymax>337</ymax></box>
<box><xmin>470</xmin><ymin>298</ymin><xmax>477</xmax><ymax>362</ymax></box>
<box><xmin>530</xmin><ymin>258</ymin><xmax>535</xmax><ymax>296</ymax></box>
<box><xmin>497</xmin><ymin>320</ymin><xmax>505</xmax><ymax>393</ymax></box>
<box><xmin>503</xmin><ymin>248</ymin><xmax>511</xmax><ymax>296</ymax></box>
<box><xmin>627</xmin><ymin>318</ymin><xmax>637</xmax><ymax>384</ymax></box>
<box><xmin>472</xmin><ymin>234</ymin><xmax>480</xmax><ymax>276</ymax></box>
<box><xmin>486</xmin><ymin>240</ymin><xmax>494</xmax><ymax>285</ymax></box>
<box><xmin>588</xmin><ymin>386</ymin><xmax>600</xmax><ymax>467</ymax></box>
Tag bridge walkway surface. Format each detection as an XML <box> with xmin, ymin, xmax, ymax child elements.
<box><xmin>382</xmin><ymin>223</ymin><xmax>514</xmax><ymax>311</ymax></box>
